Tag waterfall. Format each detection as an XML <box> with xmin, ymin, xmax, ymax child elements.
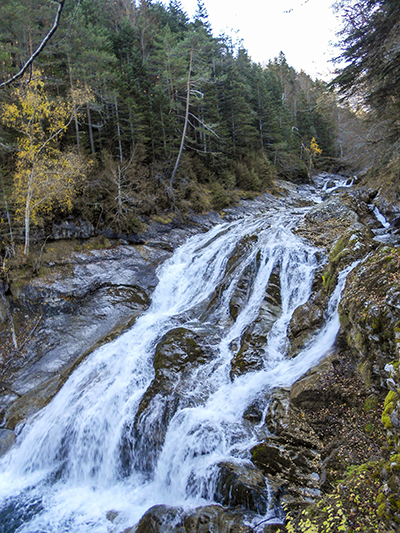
<box><xmin>372</xmin><ymin>205</ymin><xmax>390</xmax><ymax>229</ymax></box>
<box><xmin>0</xmin><ymin>199</ymin><xmax>352</xmax><ymax>533</ymax></box>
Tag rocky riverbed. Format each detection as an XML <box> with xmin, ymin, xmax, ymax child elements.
<box><xmin>1</xmin><ymin>175</ymin><xmax>400</xmax><ymax>532</ymax></box>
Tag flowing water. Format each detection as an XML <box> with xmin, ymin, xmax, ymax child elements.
<box><xmin>0</xmin><ymin>184</ymin><xmax>356</xmax><ymax>532</ymax></box>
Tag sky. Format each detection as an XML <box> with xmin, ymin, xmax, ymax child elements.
<box><xmin>168</xmin><ymin>0</ymin><xmax>342</xmax><ymax>80</ymax></box>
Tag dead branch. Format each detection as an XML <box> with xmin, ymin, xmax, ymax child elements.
<box><xmin>0</xmin><ymin>0</ymin><xmax>67</xmax><ymax>89</ymax></box>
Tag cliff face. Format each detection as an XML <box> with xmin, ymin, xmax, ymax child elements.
<box><xmin>274</xmin><ymin>186</ymin><xmax>400</xmax><ymax>532</ymax></box>
<box><xmin>0</xmin><ymin>178</ymin><xmax>400</xmax><ymax>532</ymax></box>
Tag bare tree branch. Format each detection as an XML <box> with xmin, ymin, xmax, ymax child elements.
<box><xmin>0</xmin><ymin>0</ymin><xmax>67</xmax><ymax>89</ymax></box>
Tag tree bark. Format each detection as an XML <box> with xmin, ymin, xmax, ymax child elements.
<box><xmin>115</xmin><ymin>96</ymin><xmax>123</xmax><ymax>163</ymax></box>
<box><xmin>87</xmin><ymin>102</ymin><xmax>96</xmax><ymax>155</ymax></box>
<box><xmin>170</xmin><ymin>49</ymin><xmax>193</xmax><ymax>188</ymax></box>
<box><xmin>68</xmin><ymin>56</ymin><xmax>81</xmax><ymax>152</ymax></box>
<box><xmin>0</xmin><ymin>0</ymin><xmax>67</xmax><ymax>88</ymax></box>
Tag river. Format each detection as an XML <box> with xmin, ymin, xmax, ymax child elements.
<box><xmin>0</xmin><ymin>176</ymin><xmax>354</xmax><ymax>532</ymax></box>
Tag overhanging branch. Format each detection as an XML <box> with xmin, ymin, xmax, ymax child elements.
<box><xmin>0</xmin><ymin>0</ymin><xmax>67</xmax><ymax>89</ymax></box>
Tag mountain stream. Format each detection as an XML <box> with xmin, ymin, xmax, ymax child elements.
<box><xmin>0</xmin><ymin>177</ymin><xmax>356</xmax><ymax>532</ymax></box>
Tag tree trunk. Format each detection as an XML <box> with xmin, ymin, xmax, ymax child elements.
<box><xmin>170</xmin><ymin>49</ymin><xmax>193</xmax><ymax>188</ymax></box>
<box><xmin>24</xmin><ymin>197</ymin><xmax>31</xmax><ymax>256</ymax></box>
<box><xmin>115</xmin><ymin>96</ymin><xmax>123</xmax><ymax>163</ymax></box>
<box><xmin>23</xmin><ymin>172</ymin><xmax>34</xmax><ymax>256</ymax></box>
<box><xmin>87</xmin><ymin>102</ymin><xmax>96</xmax><ymax>155</ymax></box>
<box><xmin>68</xmin><ymin>56</ymin><xmax>81</xmax><ymax>151</ymax></box>
<box><xmin>4</xmin><ymin>197</ymin><xmax>15</xmax><ymax>256</ymax></box>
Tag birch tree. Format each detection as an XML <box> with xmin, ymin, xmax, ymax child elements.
<box><xmin>1</xmin><ymin>73</ymin><xmax>87</xmax><ymax>255</ymax></box>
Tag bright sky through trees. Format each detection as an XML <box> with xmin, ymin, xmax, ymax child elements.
<box><xmin>171</xmin><ymin>0</ymin><xmax>340</xmax><ymax>79</ymax></box>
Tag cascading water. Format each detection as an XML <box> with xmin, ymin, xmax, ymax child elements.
<box><xmin>0</xmin><ymin>186</ymin><xmax>355</xmax><ymax>532</ymax></box>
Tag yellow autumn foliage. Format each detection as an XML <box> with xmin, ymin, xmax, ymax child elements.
<box><xmin>310</xmin><ymin>137</ymin><xmax>322</xmax><ymax>158</ymax></box>
<box><xmin>1</xmin><ymin>71</ymin><xmax>87</xmax><ymax>254</ymax></box>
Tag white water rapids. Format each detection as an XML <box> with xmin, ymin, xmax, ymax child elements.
<box><xmin>0</xmin><ymin>191</ymin><xmax>355</xmax><ymax>532</ymax></box>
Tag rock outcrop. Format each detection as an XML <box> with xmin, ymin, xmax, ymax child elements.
<box><xmin>121</xmin><ymin>327</ymin><xmax>213</xmax><ymax>473</ymax></box>
<box><xmin>2</xmin><ymin>178</ymin><xmax>400</xmax><ymax>532</ymax></box>
<box><xmin>0</xmin><ymin>212</ymin><xmax>224</xmax><ymax>450</ymax></box>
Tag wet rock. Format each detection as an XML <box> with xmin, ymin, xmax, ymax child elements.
<box><xmin>373</xmin><ymin>195</ymin><xmax>400</xmax><ymax>226</ymax></box>
<box><xmin>251</xmin><ymin>389</ymin><xmax>322</xmax><ymax>508</ymax></box>
<box><xmin>183</xmin><ymin>505</ymin><xmax>255</xmax><ymax>533</ymax></box>
<box><xmin>215</xmin><ymin>461</ymin><xmax>269</xmax><ymax>514</ymax></box>
<box><xmin>230</xmin><ymin>267</ymin><xmax>282</xmax><ymax>378</ymax></box>
<box><xmin>229</xmin><ymin>258</ymin><xmax>259</xmax><ymax>321</ymax></box>
<box><xmin>294</xmin><ymin>196</ymin><xmax>359</xmax><ymax>249</ymax></box>
<box><xmin>339</xmin><ymin>190</ymin><xmax>383</xmax><ymax>229</ymax></box>
<box><xmin>134</xmin><ymin>504</ymin><xmax>185</xmax><ymax>533</ymax></box>
<box><xmin>338</xmin><ymin>245</ymin><xmax>400</xmax><ymax>386</ymax></box>
<box><xmin>320</xmin><ymin>223</ymin><xmax>376</xmax><ymax>296</ymax></box>
<box><xmin>106</xmin><ymin>510</ymin><xmax>119</xmax><ymax>522</ymax></box>
<box><xmin>4</xmin><ymin>372</ymin><xmax>64</xmax><ymax>430</ymax></box>
<box><xmin>287</xmin><ymin>290</ymin><xmax>326</xmax><ymax>357</ymax></box>
<box><xmin>391</xmin><ymin>216</ymin><xmax>400</xmax><ymax>228</ymax></box>
<box><xmin>134</xmin><ymin>504</ymin><xmax>255</xmax><ymax>533</ymax></box>
<box><xmin>251</xmin><ymin>438</ymin><xmax>322</xmax><ymax>509</ymax></box>
<box><xmin>325</xmin><ymin>179</ymin><xmax>336</xmax><ymax>189</ymax></box>
<box><xmin>0</xmin><ymin>244</ymin><xmax>161</xmax><ymax>428</ymax></box>
<box><xmin>230</xmin><ymin>345</ymin><xmax>265</xmax><ymax>379</ymax></box>
<box><xmin>289</xmin><ymin>354</ymin><xmax>341</xmax><ymax>410</ymax></box>
<box><xmin>121</xmin><ymin>328</ymin><xmax>212</xmax><ymax>473</ymax></box>
<box><xmin>243</xmin><ymin>396</ymin><xmax>270</xmax><ymax>425</ymax></box>
<box><xmin>264</xmin><ymin>389</ymin><xmax>321</xmax><ymax>449</ymax></box>
<box><xmin>0</xmin><ymin>428</ymin><xmax>15</xmax><ymax>457</ymax></box>
<box><xmin>0</xmin><ymin>299</ymin><xmax>8</xmax><ymax>324</ymax></box>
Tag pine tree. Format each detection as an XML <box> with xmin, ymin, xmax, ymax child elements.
<box><xmin>333</xmin><ymin>0</ymin><xmax>400</xmax><ymax>139</ymax></box>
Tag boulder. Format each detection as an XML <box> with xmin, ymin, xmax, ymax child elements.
<box><xmin>214</xmin><ymin>461</ymin><xmax>269</xmax><ymax>514</ymax></box>
<box><xmin>121</xmin><ymin>328</ymin><xmax>212</xmax><ymax>473</ymax></box>
<box><xmin>52</xmin><ymin>219</ymin><xmax>95</xmax><ymax>240</ymax></box>
<box><xmin>133</xmin><ymin>504</ymin><xmax>255</xmax><ymax>533</ymax></box>
<box><xmin>0</xmin><ymin>428</ymin><xmax>15</xmax><ymax>457</ymax></box>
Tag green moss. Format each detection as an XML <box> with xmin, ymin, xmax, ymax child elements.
<box><xmin>358</xmin><ymin>360</ymin><xmax>372</xmax><ymax>387</ymax></box>
<box><xmin>382</xmin><ymin>413</ymin><xmax>393</xmax><ymax>429</ymax></box>
<box><xmin>330</xmin><ymin>236</ymin><xmax>348</xmax><ymax>263</ymax></box>
<box><xmin>339</xmin><ymin>312</ymin><xmax>349</xmax><ymax>327</ymax></box>
<box><xmin>377</xmin><ymin>492</ymin><xmax>385</xmax><ymax>505</ymax></box>
<box><xmin>364</xmin><ymin>394</ymin><xmax>378</xmax><ymax>413</ymax></box>
<box><xmin>322</xmin><ymin>270</ymin><xmax>336</xmax><ymax>293</ymax></box>
<box><xmin>384</xmin><ymin>390</ymin><xmax>397</xmax><ymax>408</ymax></box>
<box><xmin>36</xmin><ymin>266</ymin><xmax>51</xmax><ymax>278</ymax></box>
<box><xmin>377</xmin><ymin>502</ymin><xmax>389</xmax><ymax>518</ymax></box>
<box><xmin>152</xmin><ymin>214</ymin><xmax>173</xmax><ymax>225</ymax></box>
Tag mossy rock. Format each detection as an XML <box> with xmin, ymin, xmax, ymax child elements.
<box><xmin>339</xmin><ymin>245</ymin><xmax>400</xmax><ymax>380</ymax></box>
<box><xmin>121</xmin><ymin>328</ymin><xmax>212</xmax><ymax>474</ymax></box>
<box><xmin>153</xmin><ymin>327</ymin><xmax>209</xmax><ymax>373</ymax></box>
<box><xmin>322</xmin><ymin>223</ymin><xmax>376</xmax><ymax>296</ymax></box>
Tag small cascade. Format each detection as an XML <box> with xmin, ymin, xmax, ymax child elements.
<box><xmin>0</xmin><ymin>185</ymin><xmax>358</xmax><ymax>533</ymax></box>
<box><xmin>370</xmin><ymin>204</ymin><xmax>391</xmax><ymax>229</ymax></box>
<box><xmin>368</xmin><ymin>203</ymin><xmax>400</xmax><ymax>245</ymax></box>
